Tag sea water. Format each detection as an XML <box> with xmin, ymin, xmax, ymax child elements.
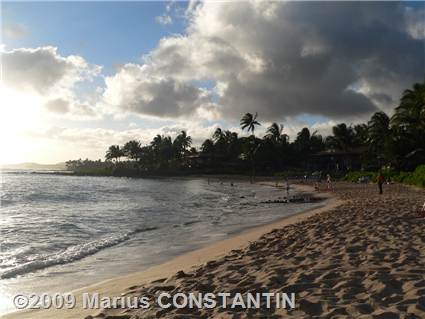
<box><xmin>0</xmin><ymin>172</ymin><xmax>322</xmax><ymax>314</ymax></box>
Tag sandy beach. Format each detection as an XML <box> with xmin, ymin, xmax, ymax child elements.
<box><xmin>4</xmin><ymin>182</ymin><xmax>425</xmax><ymax>319</ymax></box>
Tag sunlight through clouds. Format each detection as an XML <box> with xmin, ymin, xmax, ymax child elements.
<box><xmin>1</xmin><ymin>1</ymin><xmax>423</xmax><ymax>164</ymax></box>
<box><xmin>1</xmin><ymin>46</ymin><xmax>102</xmax><ymax>118</ymax></box>
<box><xmin>0</xmin><ymin>87</ymin><xmax>46</xmax><ymax>164</ymax></box>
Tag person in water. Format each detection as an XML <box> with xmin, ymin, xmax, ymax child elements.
<box><xmin>377</xmin><ymin>172</ymin><xmax>385</xmax><ymax>194</ymax></box>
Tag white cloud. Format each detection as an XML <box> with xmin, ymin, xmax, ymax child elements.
<box><xmin>405</xmin><ymin>6</ymin><xmax>425</xmax><ymax>40</ymax></box>
<box><xmin>155</xmin><ymin>14</ymin><xmax>173</xmax><ymax>25</ymax></box>
<box><xmin>155</xmin><ymin>0</ymin><xmax>176</xmax><ymax>25</ymax></box>
<box><xmin>1</xmin><ymin>46</ymin><xmax>102</xmax><ymax>118</ymax></box>
<box><xmin>25</xmin><ymin>121</ymin><xmax>223</xmax><ymax>157</ymax></box>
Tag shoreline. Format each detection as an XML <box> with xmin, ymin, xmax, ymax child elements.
<box><xmin>2</xmin><ymin>184</ymin><xmax>340</xmax><ymax>319</ymax></box>
<box><xmin>94</xmin><ymin>182</ymin><xmax>425</xmax><ymax>318</ymax></box>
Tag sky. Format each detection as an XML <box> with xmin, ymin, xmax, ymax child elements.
<box><xmin>1</xmin><ymin>1</ymin><xmax>424</xmax><ymax>164</ymax></box>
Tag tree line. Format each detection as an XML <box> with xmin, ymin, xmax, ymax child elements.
<box><xmin>67</xmin><ymin>81</ymin><xmax>424</xmax><ymax>175</ymax></box>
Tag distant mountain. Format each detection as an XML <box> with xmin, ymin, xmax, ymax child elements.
<box><xmin>1</xmin><ymin>162</ymin><xmax>67</xmax><ymax>171</ymax></box>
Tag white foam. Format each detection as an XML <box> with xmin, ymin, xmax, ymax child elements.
<box><xmin>1</xmin><ymin>227</ymin><xmax>157</xmax><ymax>279</ymax></box>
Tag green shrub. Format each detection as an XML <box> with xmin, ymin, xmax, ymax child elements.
<box><xmin>392</xmin><ymin>171</ymin><xmax>410</xmax><ymax>183</ymax></box>
<box><xmin>73</xmin><ymin>167</ymin><xmax>114</xmax><ymax>176</ymax></box>
<box><xmin>274</xmin><ymin>169</ymin><xmax>306</xmax><ymax>178</ymax></box>
<box><xmin>402</xmin><ymin>165</ymin><xmax>425</xmax><ymax>187</ymax></box>
<box><xmin>348</xmin><ymin>165</ymin><xmax>425</xmax><ymax>187</ymax></box>
<box><xmin>343</xmin><ymin>171</ymin><xmax>377</xmax><ymax>182</ymax></box>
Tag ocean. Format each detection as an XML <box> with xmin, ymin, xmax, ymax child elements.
<box><xmin>0</xmin><ymin>172</ymin><xmax>321</xmax><ymax>314</ymax></box>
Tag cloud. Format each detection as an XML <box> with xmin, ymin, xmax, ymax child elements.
<box><xmin>102</xmin><ymin>63</ymin><xmax>215</xmax><ymax>119</ymax></box>
<box><xmin>2</xmin><ymin>46</ymin><xmax>100</xmax><ymax>93</ymax></box>
<box><xmin>405</xmin><ymin>6</ymin><xmax>425</xmax><ymax>40</ymax></box>
<box><xmin>103</xmin><ymin>1</ymin><xmax>423</xmax><ymax>122</ymax></box>
<box><xmin>3</xmin><ymin>24</ymin><xmax>27</xmax><ymax>38</ymax></box>
<box><xmin>43</xmin><ymin>97</ymin><xmax>97</xmax><ymax>117</ymax></box>
<box><xmin>155</xmin><ymin>1</ymin><xmax>176</xmax><ymax>25</ymax></box>
<box><xmin>156</xmin><ymin>14</ymin><xmax>173</xmax><ymax>25</ymax></box>
<box><xmin>4</xmin><ymin>2</ymin><xmax>423</xmax><ymax>130</ymax></box>
<box><xmin>2</xmin><ymin>46</ymin><xmax>101</xmax><ymax>118</ymax></box>
<box><xmin>44</xmin><ymin>98</ymin><xmax>70</xmax><ymax>114</ymax></box>
<box><xmin>26</xmin><ymin>121</ymin><xmax>223</xmax><ymax>155</ymax></box>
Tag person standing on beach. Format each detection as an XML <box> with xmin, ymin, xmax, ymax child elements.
<box><xmin>326</xmin><ymin>174</ymin><xmax>333</xmax><ymax>191</ymax></box>
<box><xmin>377</xmin><ymin>172</ymin><xmax>385</xmax><ymax>194</ymax></box>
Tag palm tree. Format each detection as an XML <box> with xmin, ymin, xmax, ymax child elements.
<box><xmin>123</xmin><ymin>140</ymin><xmax>142</xmax><ymax>161</ymax></box>
<box><xmin>179</xmin><ymin>131</ymin><xmax>192</xmax><ymax>151</ymax></box>
<box><xmin>293</xmin><ymin>128</ymin><xmax>324</xmax><ymax>167</ymax></box>
<box><xmin>161</xmin><ymin>136</ymin><xmax>174</xmax><ymax>163</ymax></box>
<box><xmin>138</xmin><ymin>145</ymin><xmax>154</xmax><ymax>168</ymax></box>
<box><xmin>368</xmin><ymin>112</ymin><xmax>390</xmax><ymax>146</ymax></box>
<box><xmin>240</xmin><ymin>112</ymin><xmax>261</xmax><ymax>135</ymax></box>
<box><xmin>391</xmin><ymin>82</ymin><xmax>425</xmax><ymax>130</ymax></box>
<box><xmin>391</xmin><ymin>82</ymin><xmax>425</xmax><ymax>143</ymax></box>
<box><xmin>150</xmin><ymin>135</ymin><xmax>174</xmax><ymax>167</ymax></box>
<box><xmin>390</xmin><ymin>81</ymin><xmax>425</xmax><ymax>168</ymax></box>
<box><xmin>212</xmin><ymin>127</ymin><xmax>227</xmax><ymax>157</ymax></box>
<box><xmin>326</xmin><ymin>123</ymin><xmax>355</xmax><ymax>151</ymax></box>
<box><xmin>353</xmin><ymin>124</ymin><xmax>368</xmax><ymax>147</ymax></box>
<box><xmin>265</xmin><ymin>123</ymin><xmax>287</xmax><ymax>143</ymax></box>
<box><xmin>173</xmin><ymin>130</ymin><xmax>192</xmax><ymax>157</ymax></box>
<box><xmin>294</xmin><ymin>127</ymin><xmax>312</xmax><ymax>154</ymax></box>
<box><xmin>201</xmin><ymin>139</ymin><xmax>214</xmax><ymax>154</ymax></box>
<box><xmin>367</xmin><ymin>112</ymin><xmax>391</xmax><ymax>167</ymax></box>
<box><xmin>224</xmin><ymin>130</ymin><xmax>238</xmax><ymax>143</ymax></box>
<box><xmin>150</xmin><ymin>134</ymin><xmax>163</xmax><ymax>151</ymax></box>
<box><xmin>240</xmin><ymin>112</ymin><xmax>261</xmax><ymax>183</ymax></box>
<box><xmin>212</xmin><ymin>128</ymin><xmax>225</xmax><ymax>142</ymax></box>
<box><xmin>261</xmin><ymin>123</ymin><xmax>287</xmax><ymax>170</ymax></box>
<box><xmin>309</xmin><ymin>131</ymin><xmax>325</xmax><ymax>154</ymax></box>
<box><xmin>224</xmin><ymin>130</ymin><xmax>240</xmax><ymax>159</ymax></box>
<box><xmin>105</xmin><ymin>145</ymin><xmax>123</xmax><ymax>162</ymax></box>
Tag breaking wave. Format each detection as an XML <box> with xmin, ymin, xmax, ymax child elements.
<box><xmin>1</xmin><ymin>227</ymin><xmax>158</xmax><ymax>279</ymax></box>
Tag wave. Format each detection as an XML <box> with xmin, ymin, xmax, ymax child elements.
<box><xmin>183</xmin><ymin>220</ymin><xmax>201</xmax><ymax>226</ymax></box>
<box><xmin>0</xmin><ymin>226</ymin><xmax>158</xmax><ymax>279</ymax></box>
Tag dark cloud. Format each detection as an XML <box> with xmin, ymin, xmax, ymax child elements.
<box><xmin>103</xmin><ymin>2</ymin><xmax>425</xmax><ymax>121</ymax></box>
<box><xmin>127</xmin><ymin>78</ymin><xmax>209</xmax><ymax>117</ymax></box>
<box><xmin>103</xmin><ymin>64</ymin><xmax>213</xmax><ymax>118</ymax></box>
